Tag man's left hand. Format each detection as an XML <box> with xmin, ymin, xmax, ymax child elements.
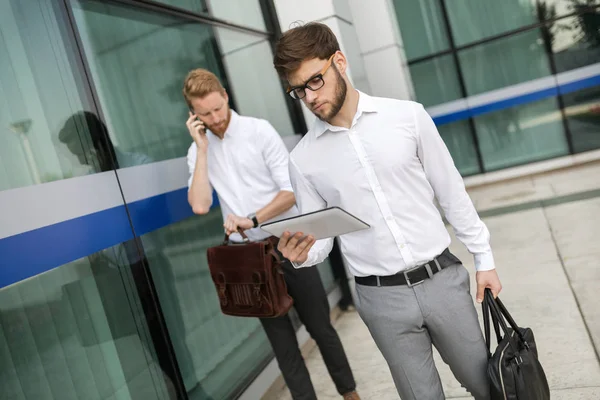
<box><xmin>224</xmin><ymin>214</ymin><xmax>254</xmax><ymax>235</ymax></box>
<box><xmin>476</xmin><ymin>269</ymin><xmax>502</xmax><ymax>303</ymax></box>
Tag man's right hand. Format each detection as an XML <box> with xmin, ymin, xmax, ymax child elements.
<box><xmin>186</xmin><ymin>112</ymin><xmax>208</xmax><ymax>152</ymax></box>
<box><xmin>277</xmin><ymin>231</ymin><xmax>316</xmax><ymax>264</ymax></box>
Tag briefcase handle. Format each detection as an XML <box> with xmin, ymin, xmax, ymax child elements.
<box><xmin>483</xmin><ymin>289</ymin><xmax>530</xmax><ymax>350</ymax></box>
<box><xmin>222</xmin><ymin>228</ymin><xmax>250</xmax><ymax>245</ymax></box>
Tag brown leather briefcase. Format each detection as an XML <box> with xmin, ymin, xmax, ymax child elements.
<box><xmin>206</xmin><ymin>229</ymin><xmax>293</xmax><ymax>318</ymax></box>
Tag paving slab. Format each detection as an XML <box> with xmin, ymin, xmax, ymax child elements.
<box><xmin>466</xmin><ymin>161</ymin><xmax>600</xmax><ymax>212</ymax></box>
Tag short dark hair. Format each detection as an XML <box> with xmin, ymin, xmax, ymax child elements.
<box><xmin>273</xmin><ymin>22</ymin><xmax>340</xmax><ymax>79</ymax></box>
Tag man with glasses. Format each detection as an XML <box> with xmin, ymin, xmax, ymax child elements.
<box><xmin>183</xmin><ymin>68</ymin><xmax>359</xmax><ymax>400</ymax></box>
<box><xmin>273</xmin><ymin>22</ymin><xmax>502</xmax><ymax>400</ymax></box>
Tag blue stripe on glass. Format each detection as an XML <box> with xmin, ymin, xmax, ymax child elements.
<box><xmin>432</xmin><ymin>73</ymin><xmax>600</xmax><ymax>126</ymax></box>
<box><xmin>431</xmin><ymin>109</ymin><xmax>472</xmax><ymax>125</ymax></box>
<box><xmin>468</xmin><ymin>87</ymin><xmax>559</xmax><ymax>117</ymax></box>
<box><xmin>558</xmin><ymin>74</ymin><xmax>600</xmax><ymax>95</ymax></box>
<box><xmin>0</xmin><ymin>205</ymin><xmax>135</xmax><ymax>288</ymax></box>
<box><xmin>128</xmin><ymin>188</ymin><xmax>194</xmax><ymax>235</ymax></box>
<box><xmin>0</xmin><ymin>187</ymin><xmax>214</xmax><ymax>289</ymax></box>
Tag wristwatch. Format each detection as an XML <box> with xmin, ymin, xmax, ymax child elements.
<box><xmin>247</xmin><ymin>212</ymin><xmax>259</xmax><ymax>228</ymax></box>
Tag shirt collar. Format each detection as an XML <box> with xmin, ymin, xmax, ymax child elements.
<box><xmin>313</xmin><ymin>90</ymin><xmax>378</xmax><ymax>138</ymax></box>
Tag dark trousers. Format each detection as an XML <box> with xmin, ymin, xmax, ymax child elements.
<box><xmin>260</xmin><ymin>261</ymin><xmax>356</xmax><ymax>400</ymax></box>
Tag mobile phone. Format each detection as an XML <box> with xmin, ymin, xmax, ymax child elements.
<box><xmin>189</xmin><ymin>107</ymin><xmax>205</xmax><ymax>133</ymax></box>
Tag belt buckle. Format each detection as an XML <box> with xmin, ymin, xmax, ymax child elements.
<box><xmin>403</xmin><ymin>266</ymin><xmax>425</xmax><ymax>287</ymax></box>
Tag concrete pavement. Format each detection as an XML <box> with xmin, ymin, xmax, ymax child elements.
<box><xmin>267</xmin><ymin>161</ymin><xmax>600</xmax><ymax>399</ymax></box>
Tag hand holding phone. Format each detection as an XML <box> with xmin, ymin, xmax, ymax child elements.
<box><xmin>186</xmin><ymin>110</ymin><xmax>208</xmax><ymax>152</ymax></box>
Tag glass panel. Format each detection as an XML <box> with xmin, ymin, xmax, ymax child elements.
<box><xmin>317</xmin><ymin>261</ymin><xmax>336</xmax><ymax>293</ymax></box>
<box><xmin>473</xmin><ymin>98</ymin><xmax>569</xmax><ymax>170</ymax></box>
<box><xmin>548</xmin><ymin>8</ymin><xmax>600</xmax><ymax>153</ymax></box>
<box><xmin>0</xmin><ymin>246</ymin><xmax>170</xmax><ymax>400</ymax></box>
<box><xmin>214</xmin><ymin>27</ymin><xmax>296</xmax><ymax>135</ymax></box>
<box><xmin>458</xmin><ymin>29</ymin><xmax>552</xmax><ymax>96</ymax></box>
<box><xmin>391</xmin><ymin>0</ymin><xmax>450</xmax><ymax>60</ymax></box>
<box><xmin>549</xmin><ymin>11</ymin><xmax>600</xmax><ymax>72</ymax></box>
<box><xmin>437</xmin><ymin>120</ymin><xmax>481</xmax><ymax>176</ymax></box>
<box><xmin>72</xmin><ymin>1</ymin><xmax>295</xmax><ymax>163</ymax></box>
<box><xmin>71</xmin><ymin>0</ymin><xmax>234</xmax><ymax>164</ymax></box>
<box><xmin>446</xmin><ymin>0</ymin><xmax>538</xmax><ymax>46</ymax></box>
<box><xmin>537</xmin><ymin>0</ymin><xmax>600</xmax><ymax>19</ymax></box>
<box><xmin>563</xmin><ymin>86</ymin><xmax>600</xmax><ymax>153</ymax></box>
<box><xmin>71</xmin><ymin>2</ymin><xmax>299</xmax><ymax>398</ymax></box>
<box><xmin>153</xmin><ymin>0</ymin><xmax>208</xmax><ymax>14</ymax></box>
<box><xmin>139</xmin><ymin>214</ymin><xmax>273</xmax><ymax>399</ymax></box>
<box><xmin>207</xmin><ymin>0</ymin><xmax>267</xmax><ymax>31</ymax></box>
<box><xmin>0</xmin><ymin>0</ymin><xmax>102</xmax><ymax>191</ymax></box>
<box><xmin>409</xmin><ymin>55</ymin><xmax>462</xmax><ymax>107</ymax></box>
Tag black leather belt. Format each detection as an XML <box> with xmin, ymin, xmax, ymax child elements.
<box><xmin>354</xmin><ymin>248</ymin><xmax>461</xmax><ymax>287</ymax></box>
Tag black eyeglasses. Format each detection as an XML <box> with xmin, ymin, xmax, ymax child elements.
<box><xmin>286</xmin><ymin>54</ymin><xmax>335</xmax><ymax>100</ymax></box>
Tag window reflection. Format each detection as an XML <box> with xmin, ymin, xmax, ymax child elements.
<box><xmin>438</xmin><ymin>120</ymin><xmax>481</xmax><ymax>176</ymax></box>
<box><xmin>536</xmin><ymin>0</ymin><xmax>600</xmax><ymax>20</ymax></box>
<box><xmin>458</xmin><ymin>29</ymin><xmax>552</xmax><ymax>96</ymax></box>
<box><xmin>548</xmin><ymin>9</ymin><xmax>600</xmax><ymax>72</ymax></box>
<box><xmin>473</xmin><ymin>98</ymin><xmax>569</xmax><ymax>170</ymax></box>
<box><xmin>409</xmin><ymin>55</ymin><xmax>462</xmax><ymax>107</ymax></box>
<box><xmin>0</xmin><ymin>245</ymin><xmax>172</xmax><ymax>399</ymax></box>
<box><xmin>446</xmin><ymin>0</ymin><xmax>538</xmax><ymax>46</ymax></box>
<box><xmin>391</xmin><ymin>0</ymin><xmax>450</xmax><ymax>60</ymax></box>
<box><xmin>0</xmin><ymin>0</ymin><xmax>96</xmax><ymax>190</ymax></box>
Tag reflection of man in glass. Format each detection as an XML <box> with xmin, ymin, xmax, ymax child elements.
<box><xmin>184</xmin><ymin>70</ymin><xmax>359</xmax><ymax>400</ymax></box>
<box><xmin>59</xmin><ymin>111</ymin><xmax>151</xmax><ymax>171</ymax></box>
<box><xmin>59</xmin><ymin>111</ymin><xmax>210</xmax><ymax>399</ymax></box>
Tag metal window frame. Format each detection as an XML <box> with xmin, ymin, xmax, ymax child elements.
<box><xmin>408</xmin><ymin>1</ymin><xmax>600</xmax><ymax>172</ymax></box>
<box><xmin>408</xmin><ymin>4</ymin><xmax>600</xmax><ymax>65</ymax></box>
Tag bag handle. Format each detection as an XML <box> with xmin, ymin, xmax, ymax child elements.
<box><xmin>484</xmin><ymin>289</ymin><xmax>530</xmax><ymax>348</ymax></box>
<box><xmin>482</xmin><ymin>292</ymin><xmax>502</xmax><ymax>357</ymax></box>
<box><xmin>222</xmin><ymin>228</ymin><xmax>250</xmax><ymax>245</ymax></box>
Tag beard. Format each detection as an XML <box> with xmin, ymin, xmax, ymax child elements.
<box><xmin>311</xmin><ymin>66</ymin><xmax>347</xmax><ymax>123</ymax></box>
<box><xmin>206</xmin><ymin>108</ymin><xmax>231</xmax><ymax>135</ymax></box>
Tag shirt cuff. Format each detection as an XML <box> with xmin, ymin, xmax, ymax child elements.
<box><xmin>474</xmin><ymin>250</ymin><xmax>496</xmax><ymax>272</ymax></box>
<box><xmin>291</xmin><ymin>250</ymin><xmax>317</xmax><ymax>268</ymax></box>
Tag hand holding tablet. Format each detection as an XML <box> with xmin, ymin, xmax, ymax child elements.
<box><xmin>260</xmin><ymin>207</ymin><xmax>370</xmax><ymax>240</ymax></box>
<box><xmin>261</xmin><ymin>207</ymin><xmax>370</xmax><ymax>264</ymax></box>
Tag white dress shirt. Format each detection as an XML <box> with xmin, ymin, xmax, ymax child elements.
<box><xmin>187</xmin><ymin>110</ymin><xmax>298</xmax><ymax>242</ymax></box>
<box><xmin>289</xmin><ymin>91</ymin><xmax>495</xmax><ymax>277</ymax></box>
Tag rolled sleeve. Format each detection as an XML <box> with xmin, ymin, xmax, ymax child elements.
<box><xmin>186</xmin><ymin>143</ymin><xmax>197</xmax><ymax>190</ymax></box>
<box><xmin>260</xmin><ymin>121</ymin><xmax>294</xmax><ymax>192</ymax></box>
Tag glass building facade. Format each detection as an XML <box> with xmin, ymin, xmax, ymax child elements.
<box><xmin>2</xmin><ymin>1</ymin><xmax>600</xmax><ymax>399</ymax></box>
<box><xmin>393</xmin><ymin>0</ymin><xmax>600</xmax><ymax>175</ymax></box>
<box><xmin>0</xmin><ymin>1</ymin><xmax>337</xmax><ymax>399</ymax></box>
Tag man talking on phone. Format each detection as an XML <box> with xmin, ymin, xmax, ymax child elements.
<box><xmin>183</xmin><ymin>69</ymin><xmax>359</xmax><ymax>400</ymax></box>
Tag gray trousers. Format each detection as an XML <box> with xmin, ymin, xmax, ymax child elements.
<box><xmin>355</xmin><ymin>263</ymin><xmax>490</xmax><ymax>400</ymax></box>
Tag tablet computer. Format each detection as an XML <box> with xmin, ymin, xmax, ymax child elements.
<box><xmin>261</xmin><ymin>207</ymin><xmax>370</xmax><ymax>240</ymax></box>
